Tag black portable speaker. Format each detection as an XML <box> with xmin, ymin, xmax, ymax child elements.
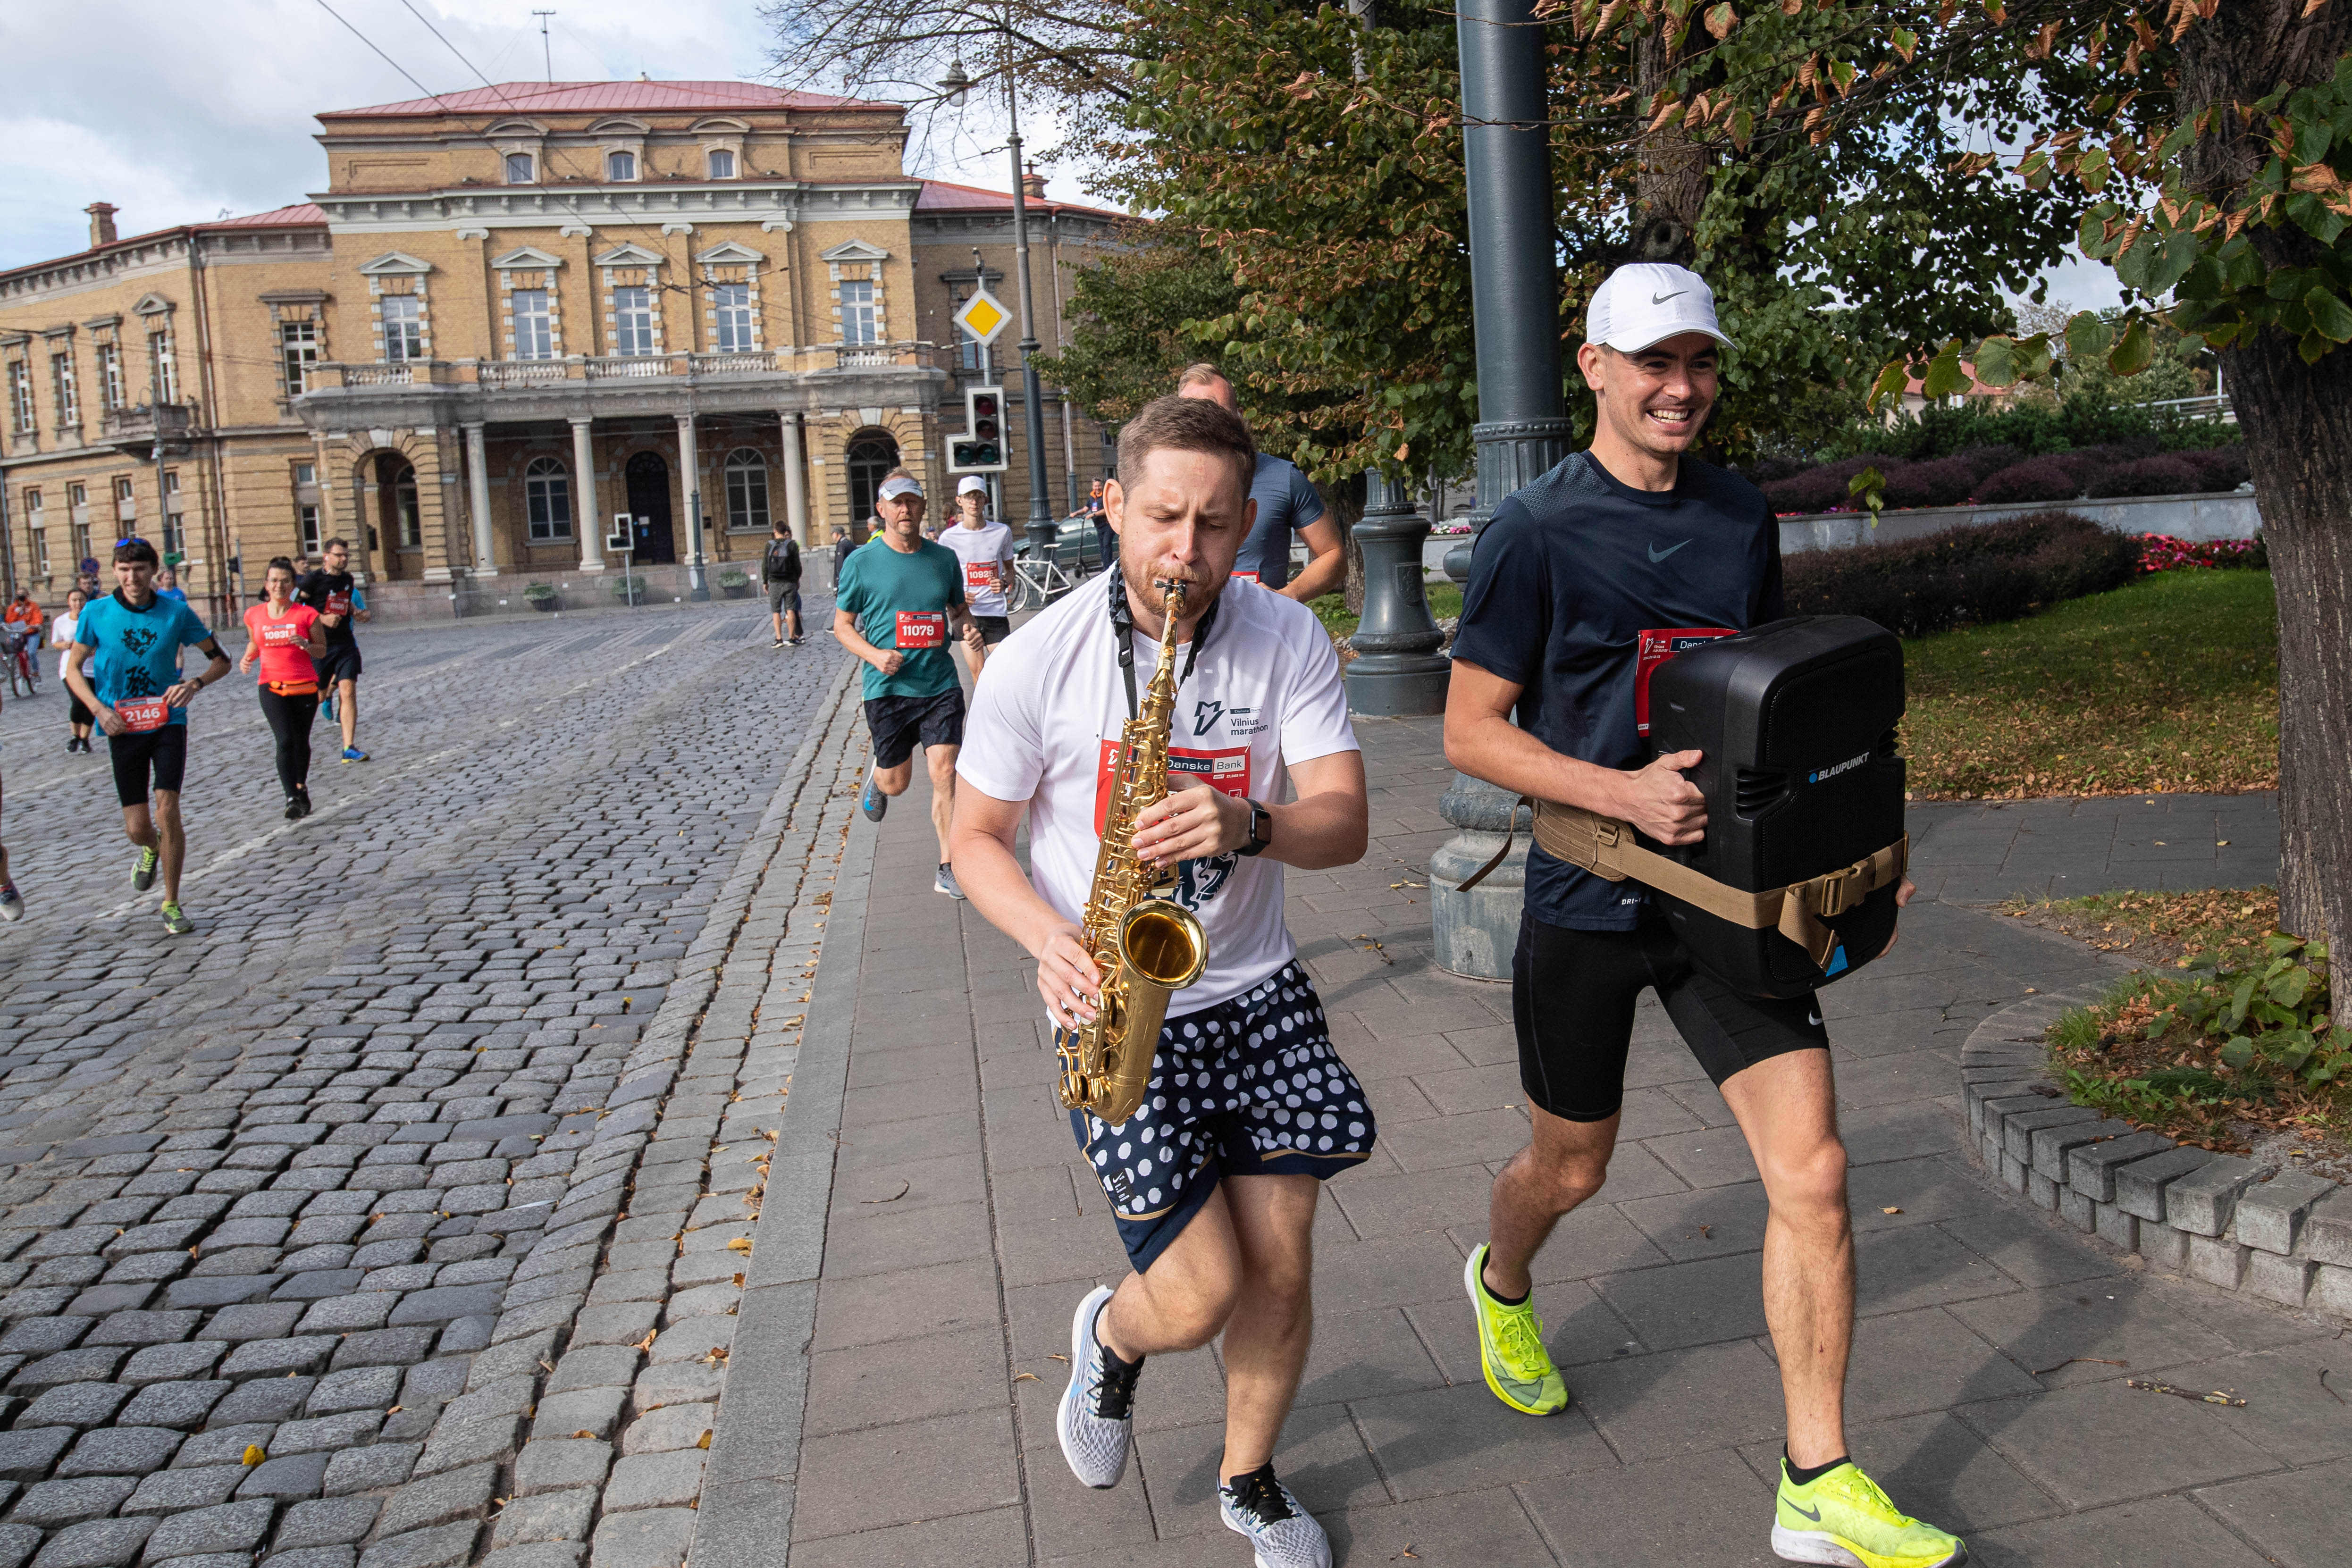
<box><xmin>1643</xmin><ymin>616</ymin><xmax>1907</xmax><ymax>998</ymax></box>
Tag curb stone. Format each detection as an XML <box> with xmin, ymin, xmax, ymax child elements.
<box><xmin>1958</xmin><ymin>984</ymin><xmax>2352</xmax><ymax>1323</ymax></box>
<box><xmin>356</xmin><ymin>662</ymin><xmax>863</xmax><ymax>1568</ymax></box>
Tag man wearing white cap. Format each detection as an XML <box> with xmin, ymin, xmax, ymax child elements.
<box><xmin>1445</xmin><ymin>264</ymin><xmax>1957</xmax><ymax>1568</ymax></box>
<box><xmin>833</xmin><ymin>469</ymin><xmax>985</xmax><ymax>898</ymax></box>
<box><xmin>937</xmin><ymin>474</ymin><xmax>1018</xmax><ymax>679</ymax></box>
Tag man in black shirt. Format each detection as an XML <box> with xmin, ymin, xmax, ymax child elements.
<box><xmin>294</xmin><ymin>537</ymin><xmax>371</xmax><ymax>763</ymax></box>
<box><xmin>1446</xmin><ymin>265</ymin><xmax>1957</xmax><ymax>1568</ymax></box>
<box><xmin>761</xmin><ymin>520</ymin><xmax>804</xmax><ymax>648</ymax></box>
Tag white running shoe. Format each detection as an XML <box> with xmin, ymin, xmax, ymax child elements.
<box><xmin>1057</xmin><ymin>1284</ymin><xmax>1138</xmax><ymax>1489</ymax></box>
<box><xmin>1220</xmin><ymin>1466</ymin><xmax>1331</xmax><ymax>1568</ymax></box>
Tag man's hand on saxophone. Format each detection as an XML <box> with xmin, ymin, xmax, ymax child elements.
<box><xmin>1130</xmin><ymin>773</ymin><xmax>1250</xmax><ymax>868</ymax></box>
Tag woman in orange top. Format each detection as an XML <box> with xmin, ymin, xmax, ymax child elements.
<box><xmin>239</xmin><ymin>557</ymin><xmax>330</xmax><ymax>820</ymax></box>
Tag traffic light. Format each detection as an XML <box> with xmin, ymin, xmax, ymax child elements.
<box><xmin>949</xmin><ymin>386</ymin><xmax>1008</xmax><ymax>472</ymax></box>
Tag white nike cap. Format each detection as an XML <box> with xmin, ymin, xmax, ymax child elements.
<box><xmin>877</xmin><ymin>475</ymin><xmax>924</xmax><ymax>501</ymax></box>
<box><xmin>1586</xmin><ymin>263</ymin><xmax>1735</xmax><ymax>354</ymax></box>
<box><xmin>957</xmin><ymin>474</ymin><xmax>989</xmax><ymax>497</ymax></box>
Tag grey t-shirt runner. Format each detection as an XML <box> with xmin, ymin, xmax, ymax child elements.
<box><xmin>1233</xmin><ymin>453</ymin><xmax>1326</xmax><ymax>589</ymax></box>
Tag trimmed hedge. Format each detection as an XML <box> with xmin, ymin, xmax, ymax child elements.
<box><xmin>1755</xmin><ymin>438</ymin><xmax>2249</xmax><ymax>516</ymax></box>
<box><xmin>1781</xmin><ymin>511</ymin><xmax>2142</xmax><ymax>637</ymax></box>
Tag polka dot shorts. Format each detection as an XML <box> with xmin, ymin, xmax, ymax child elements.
<box><xmin>1068</xmin><ymin>960</ymin><xmax>1377</xmax><ymax>1272</ymax></box>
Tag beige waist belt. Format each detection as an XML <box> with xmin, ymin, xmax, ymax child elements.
<box><xmin>1458</xmin><ymin>798</ymin><xmax>1908</xmax><ymax>971</ymax></box>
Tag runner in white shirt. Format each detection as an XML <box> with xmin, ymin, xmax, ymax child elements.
<box><xmin>936</xmin><ymin>474</ymin><xmax>1018</xmax><ymax>680</ymax></box>
<box><xmin>952</xmin><ymin>395</ymin><xmax>1370</xmax><ymax>1568</ymax></box>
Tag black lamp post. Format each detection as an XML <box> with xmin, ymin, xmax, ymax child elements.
<box><xmin>938</xmin><ymin>56</ymin><xmax>1060</xmax><ymax>570</ymax></box>
<box><xmin>1342</xmin><ymin>472</ymin><xmax>1449</xmax><ymax>714</ymax></box>
<box><xmin>1429</xmin><ymin>0</ymin><xmax>1575</xmax><ymax>978</ymax></box>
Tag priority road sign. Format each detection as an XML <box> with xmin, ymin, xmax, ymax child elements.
<box><xmin>954</xmin><ymin>287</ymin><xmax>1010</xmax><ymax>347</ymax></box>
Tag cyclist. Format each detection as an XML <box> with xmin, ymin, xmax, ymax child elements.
<box><xmin>52</xmin><ymin>588</ymin><xmax>94</xmax><ymax>752</ymax></box>
<box><xmin>65</xmin><ymin>538</ymin><xmax>230</xmax><ymax>937</ymax></box>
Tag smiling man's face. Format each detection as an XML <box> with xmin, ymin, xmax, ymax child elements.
<box><xmin>1579</xmin><ymin>332</ymin><xmax>1719</xmax><ymax>462</ymax></box>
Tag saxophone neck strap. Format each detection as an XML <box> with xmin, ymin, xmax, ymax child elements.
<box><xmin>1107</xmin><ymin>562</ymin><xmax>1218</xmax><ymax>720</ymax></box>
<box><xmin>1454</xmin><ymin>797</ymin><xmax>1908</xmax><ymax>971</ymax></box>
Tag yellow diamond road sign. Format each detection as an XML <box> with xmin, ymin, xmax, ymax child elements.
<box><xmin>955</xmin><ymin>287</ymin><xmax>1010</xmax><ymax>346</ymax></box>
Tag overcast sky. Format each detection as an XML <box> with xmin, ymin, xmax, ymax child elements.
<box><xmin>0</xmin><ymin>0</ymin><xmax>2118</xmax><ymax>311</ymax></box>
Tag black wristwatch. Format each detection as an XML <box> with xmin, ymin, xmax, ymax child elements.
<box><xmin>1238</xmin><ymin>799</ymin><xmax>1273</xmax><ymax>857</ymax></box>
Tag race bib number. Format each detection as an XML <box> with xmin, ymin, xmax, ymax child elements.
<box><xmin>1093</xmin><ymin>741</ymin><xmax>1252</xmax><ymax>836</ymax></box>
<box><xmin>1635</xmin><ymin>628</ymin><xmax>1738</xmax><ymax>736</ymax></box>
<box><xmin>262</xmin><ymin>620</ymin><xmax>302</xmax><ymax>647</ymax></box>
<box><xmin>324</xmin><ymin>591</ymin><xmax>352</xmax><ymax>616</ymax></box>
<box><xmin>964</xmin><ymin>562</ymin><xmax>1000</xmax><ymax>595</ymax></box>
<box><xmin>894</xmin><ymin>611</ymin><xmax>946</xmax><ymax>649</ymax></box>
<box><xmin>1229</xmin><ymin>570</ymin><xmax>1260</xmax><ymax>584</ymax></box>
<box><xmin>117</xmin><ymin>697</ymin><xmax>169</xmax><ymax>733</ymax></box>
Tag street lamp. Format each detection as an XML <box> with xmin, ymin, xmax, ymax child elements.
<box><xmin>938</xmin><ymin>51</ymin><xmax>1060</xmax><ymax>571</ymax></box>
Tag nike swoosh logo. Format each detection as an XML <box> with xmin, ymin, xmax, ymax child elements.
<box><xmin>1807</xmin><ymin>1012</ymin><xmax>1823</xmax><ymax>1027</ymax></box>
<box><xmin>1651</xmin><ymin>290</ymin><xmax>1687</xmax><ymax>304</ymax></box>
<box><xmin>1788</xmin><ymin>1502</ymin><xmax>1822</xmax><ymax>1523</ymax></box>
<box><xmin>1648</xmin><ymin>540</ymin><xmax>1691</xmax><ymax>562</ymax></box>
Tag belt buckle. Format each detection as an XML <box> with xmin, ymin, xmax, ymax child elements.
<box><xmin>1814</xmin><ymin>862</ymin><xmax>1864</xmax><ymax>918</ymax></box>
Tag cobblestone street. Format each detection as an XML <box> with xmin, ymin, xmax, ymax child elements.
<box><xmin>0</xmin><ymin>603</ymin><xmax>848</xmax><ymax>1568</ymax></box>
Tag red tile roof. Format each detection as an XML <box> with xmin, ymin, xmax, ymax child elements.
<box><xmin>319</xmin><ymin>81</ymin><xmax>893</xmax><ymax>118</ymax></box>
<box><xmin>916</xmin><ymin>178</ymin><xmax>1127</xmax><ymax>219</ymax></box>
<box><xmin>202</xmin><ymin>203</ymin><xmax>326</xmax><ymax>229</ymax></box>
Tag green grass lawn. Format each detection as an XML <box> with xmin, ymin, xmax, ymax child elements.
<box><xmin>1901</xmin><ymin>568</ymin><xmax>2278</xmax><ymax>799</ymax></box>
<box><xmin>1309</xmin><ymin>581</ymin><xmax>1461</xmax><ymax>640</ymax></box>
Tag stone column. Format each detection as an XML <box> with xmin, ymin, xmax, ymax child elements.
<box><xmin>779</xmin><ymin>411</ymin><xmax>810</xmax><ymax>546</ymax></box>
<box><xmin>571</xmin><ymin>417</ymin><xmax>605</xmax><ymax>572</ymax></box>
<box><xmin>678</xmin><ymin>413</ymin><xmax>708</xmax><ymax>600</ymax></box>
<box><xmin>463</xmin><ymin>422</ymin><xmax>495</xmax><ymax>577</ymax></box>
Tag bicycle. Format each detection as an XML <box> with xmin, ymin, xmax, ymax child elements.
<box><xmin>1</xmin><ymin>628</ymin><xmax>37</xmax><ymax>698</ymax></box>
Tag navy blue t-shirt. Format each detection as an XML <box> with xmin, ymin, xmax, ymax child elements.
<box><xmin>1233</xmin><ymin>455</ymin><xmax>1326</xmax><ymax>588</ymax></box>
<box><xmin>1450</xmin><ymin>451</ymin><xmax>1784</xmax><ymax>930</ymax></box>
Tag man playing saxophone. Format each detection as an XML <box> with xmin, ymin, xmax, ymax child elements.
<box><xmin>953</xmin><ymin>395</ymin><xmax>1373</xmax><ymax>1568</ymax></box>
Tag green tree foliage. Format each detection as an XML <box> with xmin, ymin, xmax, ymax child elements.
<box><xmin>1036</xmin><ymin>228</ymin><xmax>1238</xmax><ymax>423</ymax></box>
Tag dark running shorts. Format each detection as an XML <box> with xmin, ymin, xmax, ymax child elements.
<box><xmin>864</xmin><ymin>687</ymin><xmax>965</xmax><ymax>769</ymax></box>
<box><xmin>767</xmin><ymin>583</ymin><xmax>801</xmax><ymax>616</ymax></box>
<box><xmin>1071</xmin><ymin>960</ymin><xmax>1377</xmax><ymax>1272</ymax></box>
<box><xmin>973</xmin><ymin>614</ymin><xmax>1011</xmax><ymax>646</ymax></box>
<box><xmin>109</xmin><ymin>725</ymin><xmax>190</xmax><ymax>806</ymax></box>
<box><xmin>312</xmin><ymin>644</ymin><xmax>362</xmax><ymax>685</ymax></box>
<box><xmin>1513</xmin><ymin>914</ymin><xmax>1828</xmax><ymax>1123</ymax></box>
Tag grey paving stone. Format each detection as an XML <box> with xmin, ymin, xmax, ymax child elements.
<box><xmin>329</xmin><ymin>1328</ymin><xmax>438</xmax><ymax>1371</ymax></box>
<box><xmin>488</xmin><ymin>1491</ymin><xmax>596</xmax><ymax>1550</ymax></box>
<box><xmin>599</xmin><ymin>1451</ymin><xmax>703</xmax><ymax>1513</ymax></box>
<box><xmin>234</xmin><ymin>1452</ymin><xmax>330</xmax><ymax>1501</ymax></box>
<box><xmin>9</xmin><ymin>1347</ymin><xmax>128</xmax><ymax>1391</ymax></box>
<box><xmin>353</xmin><ymin>1522</ymin><xmax>478</xmax><ymax>1568</ymax></box>
<box><xmin>0</xmin><ymin>1428</ymin><xmax>78</xmax><ymax>1482</ymax></box>
<box><xmin>212</xmin><ymin>1378</ymin><xmax>315</xmax><ymax>1425</ymax></box>
<box><xmin>511</xmin><ymin>1441</ymin><xmax>610</xmax><ymax>1498</ymax></box>
<box><xmin>388</xmin><ymin>1286</ymin><xmax>503</xmax><ymax>1327</ymax></box>
<box><xmin>118</xmin><ymin>1379</ymin><xmax>229</xmax><ymax>1430</ymax></box>
<box><xmin>56</xmin><ymin>1427</ymin><xmax>184</xmax><ymax>1477</ymax></box>
<box><xmin>274</xmin><ymin>1497</ymin><xmax>381</xmax><ymax>1551</ymax></box>
<box><xmin>2165</xmin><ymin>1155</ymin><xmax>2268</xmax><ymax>1236</ymax></box>
<box><xmin>117</xmin><ymin>1341</ymin><xmax>227</xmax><ymax>1386</ymax></box>
<box><xmin>265</xmin><ymin>1550</ymin><xmax>355</xmax><ymax>1568</ymax></box>
<box><xmin>376</xmin><ymin>1463</ymin><xmax>497</xmax><ymax>1537</ymax></box>
<box><xmin>2234</xmin><ymin>1170</ymin><xmax>2338</xmax><ymax>1255</ymax></box>
<box><xmin>139</xmin><ymin>1501</ymin><xmax>275</xmax><ymax>1563</ymax></box>
<box><xmin>320</xmin><ymin>1445</ymin><xmax>420</xmax><ymax>1498</ymax></box>
<box><xmin>307</xmin><ymin>1365</ymin><xmax>401</xmax><ymax>1417</ymax></box>
<box><xmin>16</xmin><ymin>1382</ymin><xmax>134</xmax><ymax>1430</ymax></box>
<box><xmin>119</xmin><ymin>1467</ymin><xmax>244</xmax><ymax>1516</ymax></box>
<box><xmin>583</xmin><ymin>1508</ymin><xmax>692</xmax><ymax>1568</ymax></box>
<box><xmin>269</xmin><ymin>1413</ymin><xmax>384</xmax><ymax>1456</ymax></box>
<box><xmin>7</xmin><ymin>1476</ymin><xmax>141</xmax><ymax>1529</ymax></box>
<box><xmin>0</xmin><ymin>1318</ymin><xmax>91</xmax><ymax>1356</ymax></box>
<box><xmin>202</xmin><ymin>1303</ymin><xmax>304</xmax><ymax>1342</ymax></box>
<box><xmin>2115</xmin><ymin>1147</ymin><xmax>2218</xmax><ymax>1223</ymax></box>
<box><xmin>170</xmin><ymin>1425</ymin><xmax>276</xmax><ymax>1469</ymax></box>
<box><xmin>0</xmin><ymin>1526</ymin><xmax>36</xmax><ymax>1568</ymax></box>
<box><xmin>28</xmin><ymin>1517</ymin><xmax>155</xmax><ymax>1568</ymax></box>
<box><xmin>219</xmin><ymin>1337</ymin><xmax>335</xmax><ymax>1381</ymax></box>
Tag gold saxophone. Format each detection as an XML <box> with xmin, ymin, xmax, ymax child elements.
<box><xmin>1055</xmin><ymin>579</ymin><xmax>1210</xmax><ymax>1126</ymax></box>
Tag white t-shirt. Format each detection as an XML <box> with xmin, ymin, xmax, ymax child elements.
<box><xmin>50</xmin><ymin>611</ymin><xmax>78</xmax><ymax>680</ymax></box>
<box><xmin>938</xmin><ymin>521</ymin><xmax>1017</xmax><ymax>616</ymax></box>
<box><xmin>957</xmin><ymin>576</ymin><xmax>1360</xmax><ymax>1013</ymax></box>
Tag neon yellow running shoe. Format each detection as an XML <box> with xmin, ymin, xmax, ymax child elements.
<box><xmin>1462</xmin><ymin>1242</ymin><xmax>1567</xmax><ymax>1416</ymax></box>
<box><xmin>1773</xmin><ymin>1459</ymin><xmax>1965</xmax><ymax>1568</ymax></box>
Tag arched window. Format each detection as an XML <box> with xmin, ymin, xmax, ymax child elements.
<box><xmin>724</xmin><ymin>448</ymin><xmax>770</xmax><ymax>532</ymax></box>
<box><xmin>606</xmin><ymin>150</ymin><xmax>637</xmax><ymax>182</ymax></box>
<box><xmin>706</xmin><ymin>149</ymin><xmax>736</xmax><ymax>179</ymax></box>
<box><xmin>525</xmin><ymin>456</ymin><xmax>572</xmax><ymax>542</ymax></box>
<box><xmin>845</xmin><ymin>432</ymin><xmax>900</xmax><ymax>527</ymax></box>
<box><xmin>504</xmin><ymin>152</ymin><xmax>535</xmax><ymax>184</ymax></box>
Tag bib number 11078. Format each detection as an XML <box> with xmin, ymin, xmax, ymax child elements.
<box><xmin>895</xmin><ymin>611</ymin><xmax>946</xmax><ymax>649</ymax></box>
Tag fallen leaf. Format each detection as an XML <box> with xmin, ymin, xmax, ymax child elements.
<box><xmin>1882</xmin><ymin>1206</ymin><xmax>1903</xmax><ymax>1215</ymax></box>
<box><xmin>387</xmin><ymin>1405</ymin><xmax>403</xmax><ymax>1414</ymax></box>
<box><xmin>731</xmin><ymin>1273</ymin><xmax>745</xmax><ymax>1287</ymax></box>
<box><xmin>633</xmin><ymin>1330</ymin><xmax>657</xmax><ymax>1352</ymax></box>
<box><xmin>1013</xmin><ymin>1372</ymin><xmax>1040</xmax><ymax>1383</ymax></box>
<box><xmin>538</xmin><ymin>1360</ymin><xmax>555</xmax><ymax>1373</ymax></box>
<box><xmin>727</xmin><ymin>1237</ymin><xmax>754</xmax><ymax>1253</ymax></box>
<box><xmin>242</xmin><ymin>1445</ymin><xmax>266</xmax><ymax>1466</ymax></box>
<box><xmin>697</xmin><ymin>1431</ymin><xmax>713</xmax><ymax>1449</ymax></box>
<box><xmin>1049</xmin><ymin>1353</ymin><xmax>1068</xmax><ymax>1363</ymax></box>
<box><xmin>572</xmin><ymin>1431</ymin><xmax>596</xmax><ymax>1441</ymax></box>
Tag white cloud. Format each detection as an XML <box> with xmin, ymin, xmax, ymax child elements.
<box><xmin>0</xmin><ymin>0</ymin><xmax>1100</xmax><ymax>272</ymax></box>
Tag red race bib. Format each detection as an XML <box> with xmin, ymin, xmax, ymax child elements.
<box><xmin>894</xmin><ymin>611</ymin><xmax>946</xmax><ymax>649</ymax></box>
<box><xmin>263</xmin><ymin>620</ymin><xmax>302</xmax><ymax>646</ymax></box>
<box><xmin>325</xmin><ymin>591</ymin><xmax>352</xmax><ymax>616</ymax></box>
<box><xmin>1635</xmin><ymin>628</ymin><xmax>1738</xmax><ymax>737</ymax></box>
<box><xmin>1229</xmin><ymin>570</ymin><xmax>1260</xmax><ymax>584</ymax></box>
<box><xmin>1094</xmin><ymin>741</ymin><xmax>1252</xmax><ymax>836</ymax></box>
<box><xmin>964</xmin><ymin>562</ymin><xmax>999</xmax><ymax>595</ymax></box>
<box><xmin>117</xmin><ymin>697</ymin><xmax>169</xmax><ymax>733</ymax></box>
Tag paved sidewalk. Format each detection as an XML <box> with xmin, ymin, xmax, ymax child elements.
<box><xmin>721</xmin><ymin>719</ymin><xmax>2344</xmax><ymax>1568</ymax></box>
<box><xmin>1907</xmin><ymin>792</ymin><xmax>2278</xmax><ymax>903</ymax></box>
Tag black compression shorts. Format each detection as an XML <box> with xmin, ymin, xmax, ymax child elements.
<box><xmin>312</xmin><ymin>644</ymin><xmax>362</xmax><ymax>685</ymax></box>
<box><xmin>109</xmin><ymin>726</ymin><xmax>189</xmax><ymax>806</ymax></box>
<box><xmin>1512</xmin><ymin>914</ymin><xmax>1828</xmax><ymax>1123</ymax></box>
<box><xmin>863</xmin><ymin>688</ymin><xmax>965</xmax><ymax>769</ymax></box>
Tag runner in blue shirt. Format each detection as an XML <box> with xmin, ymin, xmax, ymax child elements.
<box><xmin>64</xmin><ymin>537</ymin><xmax>230</xmax><ymax>936</ymax></box>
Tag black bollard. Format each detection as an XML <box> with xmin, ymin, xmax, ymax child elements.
<box><xmin>1343</xmin><ymin>473</ymin><xmax>1450</xmax><ymax>715</ymax></box>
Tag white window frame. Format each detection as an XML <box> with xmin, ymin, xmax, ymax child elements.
<box><xmin>299</xmin><ymin>502</ymin><xmax>322</xmax><ymax>557</ymax></box>
<box><xmin>505</xmin><ymin>151</ymin><xmax>536</xmax><ymax>184</ymax></box>
<box><xmin>52</xmin><ymin>352</ymin><xmax>78</xmax><ymax>428</ymax></box>
<box><xmin>840</xmin><ymin>278</ymin><xmax>878</xmax><ymax>346</ymax></box>
<box><xmin>279</xmin><ymin>321</ymin><xmax>316</xmax><ymax>398</ymax></box>
<box><xmin>7</xmin><ymin>363</ymin><xmax>29</xmax><ymax>435</ymax></box>
<box><xmin>525</xmin><ymin>455</ymin><xmax>573</xmax><ymax>541</ymax></box>
<box><xmin>706</xmin><ymin>148</ymin><xmax>736</xmax><ymax>179</ymax></box>
<box><xmin>723</xmin><ymin>448</ymin><xmax>770</xmax><ymax>532</ymax></box>
<box><xmin>613</xmin><ymin>285</ymin><xmax>656</xmax><ymax>357</ymax></box>
<box><xmin>23</xmin><ymin>491</ymin><xmax>44</xmax><ymax>577</ymax></box>
<box><xmin>150</xmin><ymin>329</ymin><xmax>179</xmax><ymax>403</ymax></box>
<box><xmin>381</xmin><ymin>295</ymin><xmax>424</xmax><ymax>363</ymax></box>
<box><xmin>606</xmin><ymin>150</ymin><xmax>637</xmax><ymax>182</ymax></box>
<box><xmin>712</xmin><ymin>282</ymin><xmax>755</xmax><ymax>353</ymax></box>
<box><xmin>98</xmin><ymin>344</ymin><xmax>124</xmax><ymax>412</ymax></box>
<box><xmin>161</xmin><ymin>470</ymin><xmax>184</xmax><ymax>558</ymax></box>
<box><xmin>512</xmin><ymin>288</ymin><xmax>555</xmax><ymax>361</ymax></box>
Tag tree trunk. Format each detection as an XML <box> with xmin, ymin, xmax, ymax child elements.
<box><xmin>2183</xmin><ymin>1</ymin><xmax>2352</xmax><ymax>946</ymax></box>
<box><xmin>1634</xmin><ymin>22</ymin><xmax>1706</xmax><ymax>261</ymax></box>
<box><xmin>1334</xmin><ymin>471</ymin><xmax>1368</xmax><ymax>614</ymax></box>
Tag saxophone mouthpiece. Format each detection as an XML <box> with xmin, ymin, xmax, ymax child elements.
<box><xmin>1155</xmin><ymin>579</ymin><xmax>1188</xmax><ymax>614</ymax></box>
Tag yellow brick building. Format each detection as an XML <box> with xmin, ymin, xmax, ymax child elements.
<box><xmin>0</xmin><ymin>80</ymin><xmax>1124</xmax><ymax>620</ymax></box>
